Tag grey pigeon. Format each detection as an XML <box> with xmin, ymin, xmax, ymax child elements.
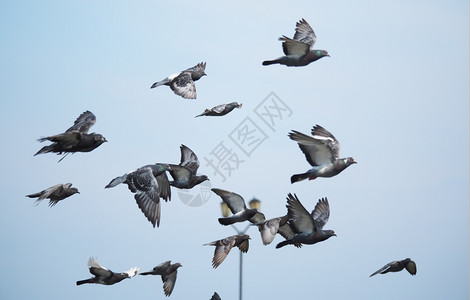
<box><xmin>252</xmin><ymin>214</ymin><xmax>290</xmax><ymax>246</ymax></box>
<box><xmin>105</xmin><ymin>163</ymin><xmax>171</xmax><ymax>227</ymax></box>
<box><xmin>212</xmin><ymin>188</ymin><xmax>259</xmax><ymax>226</ymax></box>
<box><xmin>76</xmin><ymin>257</ymin><xmax>139</xmax><ymax>286</ymax></box>
<box><xmin>195</xmin><ymin>102</ymin><xmax>242</xmax><ymax>118</ymax></box>
<box><xmin>210</xmin><ymin>292</ymin><xmax>221</xmax><ymax>300</ymax></box>
<box><xmin>26</xmin><ymin>183</ymin><xmax>79</xmax><ymax>207</ymax></box>
<box><xmin>168</xmin><ymin>144</ymin><xmax>209</xmax><ymax>189</ymax></box>
<box><xmin>151</xmin><ymin>62</ymin><xmax>207</xmax><ymax>99</ymax></box>
<box><xmin>140</xmin><ymin>261</ymin><xmax>182</xmax><ymax>296</ymax></box>
<box><xmin>35</xmin><ymin>111</ymin><xmax>107</xmax><ymax>162</ymax></box>
<box><xmin>203</xmin><ymin>234</ymin><xmax>250</xmax><ymax>268</ymax></box>
<box><xmin>262</xmin><ymin>19</ymin><xmax>329</xmax><ymax>67</ymax></box>
<box><xmin>370</xmin><ymin>258</ymin><xmax>417</xmax><ymax>277</ymax></box>
<box><xmin>276</xmin><ymin>194</ymin><xmax>336</xmax><ymax>248</ymax></box>
<box><xmin>289</xmin><ymin>125</ymin><xmax>356</xmax><ymax>183</ymax></box>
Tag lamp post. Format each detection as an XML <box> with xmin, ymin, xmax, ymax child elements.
<box><xmin>220</xmin><ymin>198</ymin><xmax>261</xmax><ymax>300</ymax></box>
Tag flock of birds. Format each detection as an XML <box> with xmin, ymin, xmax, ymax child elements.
<box><xmin>27</xmin><ymin>18</ymin><xmax>416</xmax><ymax>298</ymax></box>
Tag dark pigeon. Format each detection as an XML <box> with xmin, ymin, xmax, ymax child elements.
<box><xmin>370</xmin><ymin>258</ymin><xmax>417</xmax><ymax>277</ymax></box>
<box><xmin>210</xmin><ymin>292</ymin><xmax>221</xmax><ymax>300</ymax></box>
<box><xmin>262</xmin><ymin>19</ymin><xmax>329</xmax><ymax>67</ymax></box>
<box><xmin>26</xmin><ymin>183</ymin><xmax>79</xmax><ymax>207</ymax></box>
<box><xmin>76</xmin><ymin>257</ymin><xmax>139</xmax><ymax>286</ymax></box>
<box><xmin>289</xmin><ymin>124</ymin><xmax>356</xmax><ymax>183</ymax></box>
<box><xmin>276</xmin><ymin>194</ymin><xmax>336</xmax><ymax>248</ymax></box>
<box><xmin>203</xmin><ymin>234</ymin><xmax>250</xmax><ymax>269</ymax></box>
<box><xmin>34</xmin><ymin>111</ymin><xmax>107</xmax><ymax>162</ymax></box>
<box><xmin>140</xmin><ymin>261</ymin><xmax>182</xmax><ymax>296</ymax></box>
<box><xmin>212</xmin><ymin>188</ymin><xmax>259</xmax><ymax>226</ymax></box>
<box><xmin>151</xmin><ymin>62</ymin><xmax>207</xmax><ymax>99</ymax></box>
<box><xmin>168</xmin><ymin>145</ymin><xmax>209</xmax><ymax>189</ymax></box>
<box><xmin>105</xmin><ymin>163</ymin><xmax>171</xmax><ymax>227</ymax></box>
<box><xmin>195</xmin><ymin>102</ymin><xmax>242</xmax><ymax>117</ymax></box>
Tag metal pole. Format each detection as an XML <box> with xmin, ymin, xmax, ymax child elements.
<box><xmin>239</xmin><ymin>250</ymin><xmax>243</xmax><ymax>300</ymax></box>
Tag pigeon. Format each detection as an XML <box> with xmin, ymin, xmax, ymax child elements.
<box><xmin>289</xmin><ymin>125</ymin><xmax>356</xmax><ymax>183</ymax></box>
<box><xmin>150</xmin><ymin>62</ymin><xmax>207</xmax><ymax>99</ymax></box>
<box><xmin>262</xmin><ymin>19</ymin><xmax>329</xmax><ymax>67</ymax></box>
<box><xmin>370</xmin><ymin>258</ymin><xmax>417</xmax><ymax>277</ymax></box>
<box><xmin>34</xmin><ymin>111</ymin><xmax>107</xmax><ymax>162</ymax></box>
<box><xmin>252</xmin><ymin>214</ymin><xmax>290</xmax><ymax>246</ymax></box>
<box><xmin>76</xmin><ymin>257</ymin><xmax>139</xmax><ymax>286</ymax></box>
<box><xmin>105</xmin><ymin>163</ymin><xmax>171</xmax><ymax>227</ymax></box>
<box><xmin>276</xmin><ymin>194</ymin><xmax>336</xmax><ymax>248</ymax></box>
<box><xmin>195</xmin><ymin>102</ymin><xmax>242</xmax><ymax>117</ymax></box>
<box><xmin>210</xmin><ymin>292</ymin><xmax>221</xmax><ymax>300</ymax></box>
<box><xmin>168</xmin><ymin>144</ymin><xmax>209</xmax><ymax>189</ymax></box>
<box><xmin>140</xmin><ymin>261</ymin><xmax>182</xmax><ymax>296</ymax></box>
<box><xmin>26</xmin><ymin>183</ymin><xmax>79</xmax><ymax>207</ymax></box>
<box><xmin>212</xmin><ymin>188</ymin><xmax>259</xmax><ymax>226</ymax></box>
<box><xmin>203</xmin><ymin>234</ymin><xmax>250</xmax><ymax>268</ymax></box>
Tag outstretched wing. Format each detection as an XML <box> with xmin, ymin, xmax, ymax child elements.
<box><xmin>292</xmin><ymin>18</ymin><xmax>316</xmax><ymax>48</ymax></box>
<box><xmin>311</xmin><ymin>197</ymin><xmax>330</xmax><ymax>230</ymax></box>
<box><xmin>285</xmin><ymin>193</ymin><xmax>315</xmax><ymax>233</ymax></box>
<box><xmin>66</xmin><ymin>111</ymin><xmax>96</xmax><ymax>133</ymax></box>
<box><xmin>211</xmin><ymin>188</ymin><xmax>246</xmax><ymax>214</ymax></box>
<box><xmin>178</xmin><ymin>144</ymin><xmax>200</xmax><ymax>174</ymax></box>
<box><xmin>88</xmin><ymin>257</ymin><xmax>113</xmax><ymax>277</ymax></box>
<box><xmin>170</xmin><ymin>72</ymin><xmax>196</xmax><ymax>99</ymax></box>
<box><xmin>289</xmin><ymin>129</ymin><xmax>336</xmax><ymax>166</ymax></box>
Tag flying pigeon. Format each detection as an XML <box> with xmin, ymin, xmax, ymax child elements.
<box><xmin>151</xmin><ymin>62</ymin><xmax>207</xmax><ymax>99</ymax></box>
<box><xmin>140</xmin><ymin>261</ymin><xmax>182</xmax><ymax>296</ymax></box>
<box><xmin>34</xmin><ymin>111</ymin><xmax>107</xmax><ymax>162</ymax></box>
<box><xmin>289</xmin><ymin>124</ymin><xmax>356</xmax><ymax>183</ymax></box>
<box><xmin>262</xmin><ymin>19</ymin><xmax>329</xmax><ymax>67</ymax></box>
<box><xmin>203</xmin><ymin>234</ymin><xmax>250</xmax><ymax>268</ymax></box>
<box><xmin>76</xmin><ymin>257</ymin><xmax>139</xmax><ymax>286</ymax></box>
<box><xmin>26</xmin><ymin>183</ymin><xmax>79</xmax><ymax>207</ymax></box>
<box><xmin>370</xmin><ymin>258</ymin><xmax>417</xmax><ymax>277</ymax></box>
<box><xmin>252</xmin><ymin>214</ymin><xmax>290</xmax><ymax>246</ymax></box>
<box><xmin>195</xmin><ymin>102</ymin><xmax>242</xmax><ymax>117</ymax></box>
<box><xmin>168</xmin><ymin>144</ymin><xmax>209</xmax><ymax>189</ymax></box>
<box><xmin>105</xmin><ymin>163</ymin><xmax>171</xmax><ymax>227</ymax></box>
<box><xmin>276</xmin><ymin>194</ymin><xmax>336</xmax><ymax>248</ymax></box>
<box><xmin>210</xmin><ymin>292</ymin><xmax>222</xmax><ymax>300</ymax></box>
<box><xmin>212</xmin><ymin>188</ymin><xmax>259</xmax><ymax>226</ymax></box>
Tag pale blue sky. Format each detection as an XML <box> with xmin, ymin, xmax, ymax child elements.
<box><xmin>1</xmin><ymin>1</ymin><xmax>468</xmax><ymax>299</ymax></box>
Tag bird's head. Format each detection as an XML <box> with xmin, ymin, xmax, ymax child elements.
<box><xmin>316</xmin><ymin>50</ymin><xmax>330</xmax><ymax>58</ymax></box>
<box><xmin>346</xmin><ymin>157</ymin><xmax>357</xmax><ymax>166</ymax></box>
<box><xmin>93</xmin><ymin>134</ymin><xmax>108</xmax><ymax>144</ymax></box>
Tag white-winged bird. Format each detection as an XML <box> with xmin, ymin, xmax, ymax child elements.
<box><xmin>151</xmin><ymin>62</ymin><xmax>206</xmax><ymax>99</ymax></box>
<box><xmin>76</xmin><ymin>257</ymin><xmax>139</xmax><ymax>286</ymax></box>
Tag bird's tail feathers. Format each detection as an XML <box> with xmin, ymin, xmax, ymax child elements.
<box><xmin>34</xmin><ymin>145</ymin><xmax>54</xmax><ymax>156</ymax></box>
<box><xmin>105</xmin><ymin>174</ymin><xmax>127</xmax><ymax>188</ymax></box>
<box><xmin>218</xmin><ymin>217</ymin><xmax>234</xmax><ymax>226</ymax></box>
<box><xmin>150</xmin><ymin>78</ymin><xmax>170</xmax><ymax>89</ymax></box>
<box><xmin>290</xmin><ymin>173</ymin><xmax>309</xmax><ymax>184</ymax></box>
<box><xmin>76</xmin><ymin>279</ymin><xmax>93</xmax><ymax>286</ymax></box>
<box><xmin>275</xmin><ymin>240</ymin><xmax>291</xmax><ymax>249</ymax></box>
<box><xmin>262</xmin><ymin>59</ymin><xmax>279</xmax><ymax>66</ymax></box>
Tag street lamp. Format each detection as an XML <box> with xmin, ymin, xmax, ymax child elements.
<box><xmin>220</xmin><ymin>197</ymin><xmax>261</xmax><ymax>300</ymax></box>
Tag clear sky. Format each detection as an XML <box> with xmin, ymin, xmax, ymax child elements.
<box><xmin>1</xmin><ymin>1</ymin><xmax>468</xmax><ymax>299</ymax></box>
